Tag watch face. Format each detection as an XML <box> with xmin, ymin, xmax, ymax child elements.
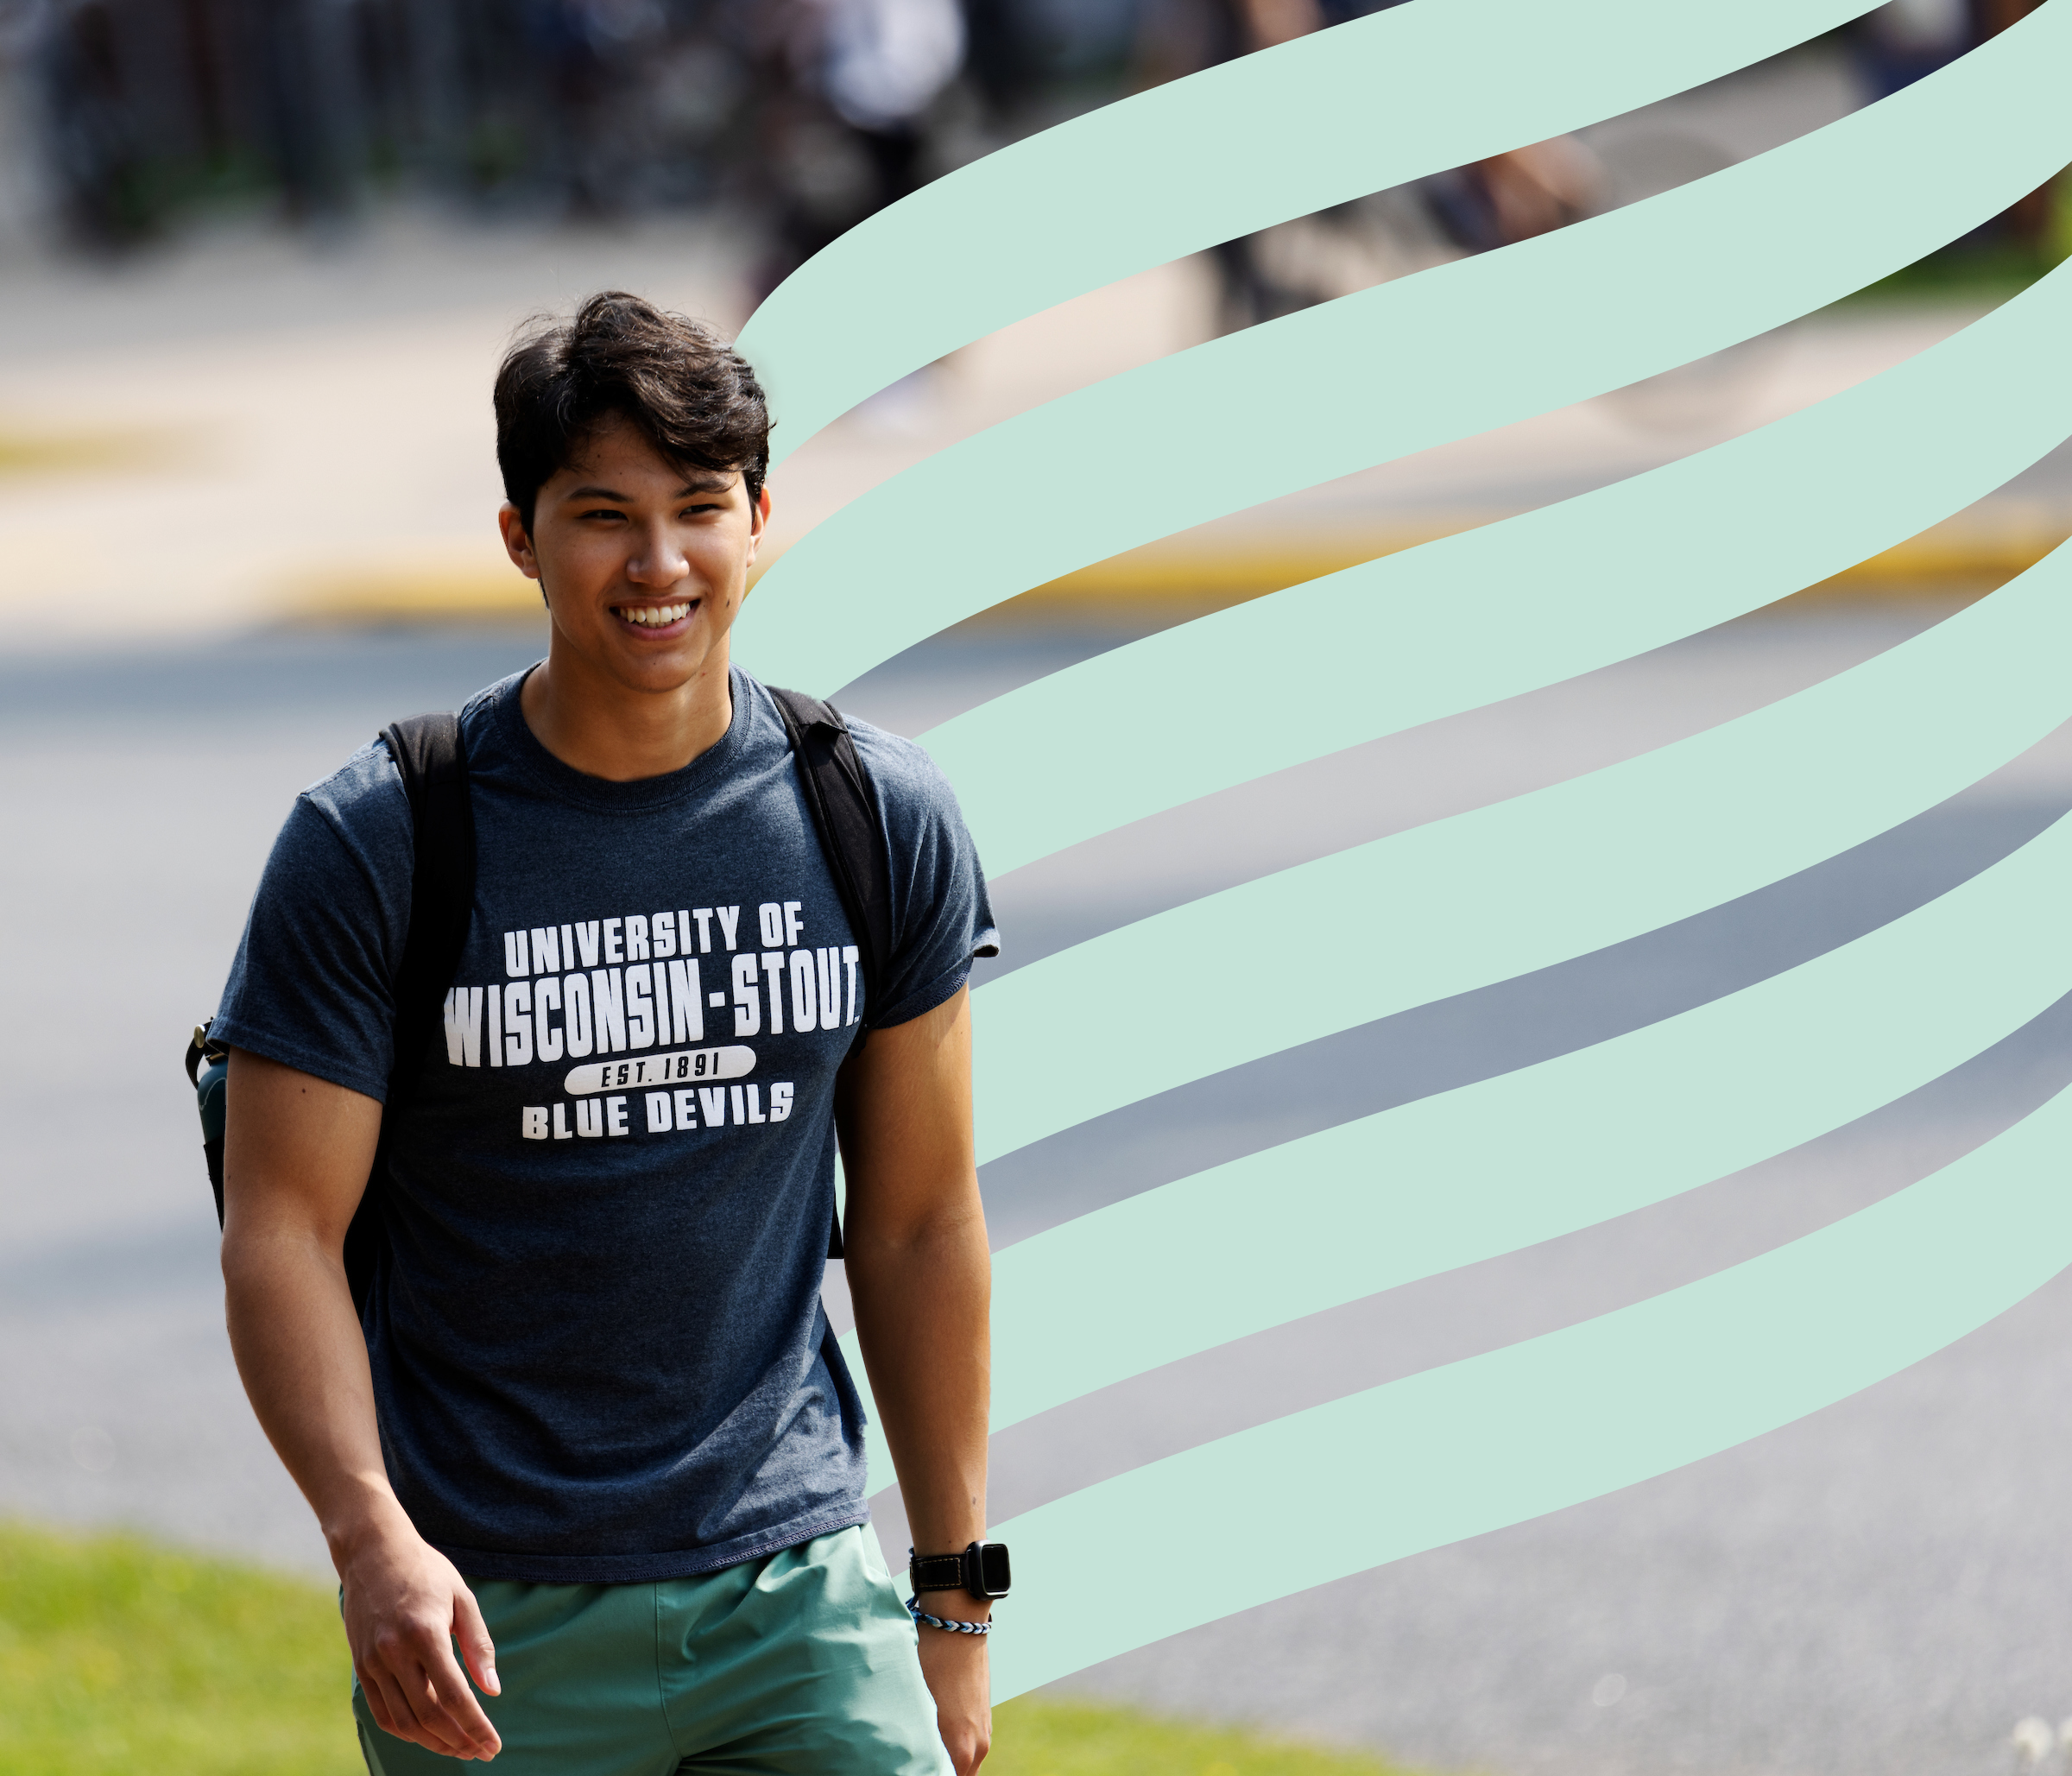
<box><xmin>977</xmin><ymin>1541</ymin><xmax>1012</xmax><ymax>1596</ymax></box>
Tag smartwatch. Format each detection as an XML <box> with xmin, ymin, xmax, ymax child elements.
<box><xmin>908</xmin><ymin>1541</ymin><xmax>1012</xmax><ymax>1601</ymax></box>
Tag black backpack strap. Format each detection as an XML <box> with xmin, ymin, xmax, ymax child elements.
<box><xmin>767</xmin><ymin>686</ymin><xmax>895</xmax><ymax>1262</ymax></box>
<box><xmin>767</xmin><ymin>687</ymin><xmax>895</xmax><ymax>1030</ymax></box>
<box><xmin>350</xmin><ymin>713</ymin><xmax>476</xmax><ymax>1311</ymax></box>
<box><xmin>190</xmin><ymin>1017</ymin><xmax>231</xmax><ymax>1227</ymax></box>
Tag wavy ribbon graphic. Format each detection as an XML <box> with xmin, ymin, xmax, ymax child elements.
<box><xmin>742</xmin><ymin>0</ymin><xmax>2072</xmax><ymax>1702</ymax></box>
<box><xmin>736</xmin><ymin>3</ymin><xmax>2072</xmax><ymax>692</ymax></box>
<box><xmin>933</xmin><ymin>262</ymin><xmax>2072</xmax><ymax>876</ymax></box>
<box><xmin>741</xmin><ymin>0</ymin><xmax>1892</xmax><ymax>459</ymax></box>
<box><xmin>974</xmin><ymin>542</ymin><xmax>2072</xmax><ymax>1163</ymax></box>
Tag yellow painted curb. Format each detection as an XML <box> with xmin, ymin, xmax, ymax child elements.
<box><xmin>292</xmin><ymin>566</ymin><xmax>546</xmax><ymax>626</ymax></box>
<box><xmin>281</xmin><ymin>513</ymin><xmax>2070</xmax><ymax>629</ymax></box>
<box><xmin>1823</xmin><ymin>524</ymin><xmax>2069</xmax><ymax>585</ymax></box>
<box><xmin>987</xmin><ymin>515</ymin><xmax>2071</xmax><ymax>615</ymax></box>
<box><xmin>0</xmin><ymin>426</ymin><xmax>180</xmax><ymax>476</ymax></box>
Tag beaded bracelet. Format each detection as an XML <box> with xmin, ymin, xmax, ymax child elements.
<box><xmin>906</xmin><ymin>1596</ymin><xmax>993</xmax><ymax>1636</ymax></box>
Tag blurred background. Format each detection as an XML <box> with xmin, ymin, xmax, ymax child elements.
<box><xmin>3</xmin><ymin>2</ymin><xmax>2072</xmax><ymax>1773</ymax></box>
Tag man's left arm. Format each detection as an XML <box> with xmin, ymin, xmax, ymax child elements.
<box><xmin>837</xmin><ymin>984</ymin><xmax>992</xmax><ymax>1775</ymax></box>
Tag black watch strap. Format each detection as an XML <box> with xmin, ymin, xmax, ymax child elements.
<box><xmin>909</xmin><ymin>1552</ymin><xmax>967</xmax><ymax>1593</ymax></box>
<box><xmin>908</xmin><ymin>1541</ymin><xmax>1013</xmax><ymax>1600</ymax></box>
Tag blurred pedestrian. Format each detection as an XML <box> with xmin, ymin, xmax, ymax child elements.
<box><xmin>527</xmin><ymin>0</ymin><xmax>673</xmax><ymax>217</ymax></box>
<box><xmin>743</xmin><ymin>0</ymin><xmax>966</xmax><ymax>299</ymax></box>
<box><xmin>1417</xmin><ymin>137</ymin><xmax>1600</xmax><ymax>257</ymax></box>
<box><xmin>1132</xmin><ymin>0</ymin><xmax>1329</xmax><ymax>331</ymax></box>
<box><xmin>1848</xmin><ymin>0</ymin><xmax>1972</xmax><ymax>98</ymax></box>
<box><xmin>36</xmin><ymin>0</ymin><xmax>146</xmax><ymax>245</ymax></box>
<box><xmin>1134</xmin><ymin>0</ymin><xmax>1598</xmax><ymax>331</ymax></box>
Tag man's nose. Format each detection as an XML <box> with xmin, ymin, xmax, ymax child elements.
<box><xmin>628</xmin><ymin>522</ymin><xmax>690</xmax><ymax>585</ymax></box>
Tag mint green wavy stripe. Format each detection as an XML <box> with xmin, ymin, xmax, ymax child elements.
<box><xmin>737</xmin><ymin>4</ymin><xmax>2072</xmax><ymax>695</ymax></box>
<box><xmin>932</xmin><ymin>262</ymin><xmax>2072</xmax><ymax>876</ymax></box>
<box><xmin>972</xmin><ymin>541</ymin><xmax>2072</xmax><ymax>1166</ymax></box>
<box><xmin>837</xmin><ymin>789</ymin><xmax>2072</xmax><ymax>1484</ymax></box>
<box><xmin>989</xmin><ymin>1069</ymin><xmax>2072</xmax><ymax>1700</ymax></box>
<box><xmin>986</xmin><ymin>798</ymin><xmax>2072</xmax><ymax>1432</ymax></box>
<box><xmin>738</xmin><ymin>0</ymin><xmax>1880</xmax><ymax>464</ymax></box>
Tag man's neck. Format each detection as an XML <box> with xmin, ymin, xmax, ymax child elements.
<box><xmin>519</xmin><ymin>642</ymin><xmax>735</xmax><ymax>783</ymax></box>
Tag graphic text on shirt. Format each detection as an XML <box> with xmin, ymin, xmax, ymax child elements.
<box><xmin>436</xmin><ymin>895</ymin><xmax>853</xmax><ymax>1141</ymax></box>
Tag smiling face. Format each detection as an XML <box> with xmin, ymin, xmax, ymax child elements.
<box><xmin>497</xmin><ymin>413</ymin><xmax>771</xmax><ymax>699</ymax></box>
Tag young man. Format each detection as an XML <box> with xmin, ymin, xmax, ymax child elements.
<box><xmin>213</xmin><ymin>292</ymin><xmax>1000</xmax><ymax>1773</ymax></box>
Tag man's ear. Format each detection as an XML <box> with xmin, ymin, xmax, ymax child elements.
<box><xmin>742</xmin><ymin>483</ymin><xmax>774</xmax><ymax>584</ymax></box>
<box><xmin>498</xmin><ymin>502</ymin><xmax>540</xmax><ymax>580</ymax></box>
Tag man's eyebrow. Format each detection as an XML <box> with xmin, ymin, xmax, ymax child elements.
<box><xmin>560</xmin><ymin>474</ymin><xmax>733</xmax><ymax>501</ymax></box>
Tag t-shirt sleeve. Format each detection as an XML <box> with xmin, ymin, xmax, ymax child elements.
<box><xmin>850</xmin><ymin>723</ymin><xmax>1000</xmax><ymax>1030</ymax></box>
<box><xmin>210</xmin><ymin>743</ymin><xmax>414</xmax><ymax>1103</ymax></box>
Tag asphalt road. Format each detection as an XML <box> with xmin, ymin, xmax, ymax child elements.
<box><xmin>3</xmin><ymin>594</ymin><xmax>2069</xmax><ymax>1776</ymax></box>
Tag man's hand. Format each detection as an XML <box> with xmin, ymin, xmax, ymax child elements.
<box><xmin>916</xmin><ymin>1621</ymin><xmax>992</xmax><ymax>1773</ymax></box>
<box><xmin>339</xmin><ymin>1506</ymin><xmax>502</xmax><ymax>1760</ymax></box>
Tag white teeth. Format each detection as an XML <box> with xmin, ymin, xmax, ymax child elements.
<box><xmin>617</xmin><ymin>602</ymin><xmax>691</xmax><ymax>627</ymax></box>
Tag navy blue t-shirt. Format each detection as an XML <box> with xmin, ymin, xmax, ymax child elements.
<box><xmin>212</xmin><ymin>665</ymin><xmax>997</xmax><ymax>1583</ymax></box>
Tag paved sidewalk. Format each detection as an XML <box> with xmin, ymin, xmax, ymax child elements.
<box><xmin>0</xmin><ymin>208</ymin><xmax>2061</xmax><ymax>650</ymax></box>
<box><xmin>0</xmin><ymin>214</ymin><xmax>752</xmax><ymax>647</ymax></box>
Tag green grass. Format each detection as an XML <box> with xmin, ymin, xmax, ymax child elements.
<box><xmin>987</xmin><ymin>1695</ymin><xmax>1418</xmax><ymax>1775</ymax></box>
<box><xmin>0</xmin><ymin>1520</ymin><xmax>1416</xmax><ymax>1776</ymax></box>
<box><xmin>0</xmin><ymin>1521</ymin><xmax>362</xmax><ymax>1776</ymax></box>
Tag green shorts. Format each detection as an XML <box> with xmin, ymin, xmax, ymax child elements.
<box><xmin>352</xmin><ymin>1526</ymin><xmax>952</xmax><ymax>1776</ymax></box>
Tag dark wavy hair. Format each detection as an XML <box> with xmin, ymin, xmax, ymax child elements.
<box><xmin>494</xmin><ymin>292</ymin><xmax>771</xmax><ymax>531</ymax></box>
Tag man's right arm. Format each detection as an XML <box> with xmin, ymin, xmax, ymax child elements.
<box><xmin>220</xmin><ymin>1047</ymin><xmax>504</xmax><ymax>1763</ymax></box>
